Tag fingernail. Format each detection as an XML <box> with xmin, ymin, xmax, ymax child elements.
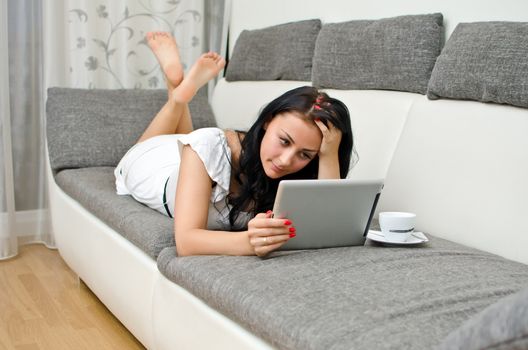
<box><xmin>289</xmin><ymin>227</ymin><xmax>296</xmax><ymax>233</ymax></box>
<box><xmin>289</xmin><ymin>233</ymin><xmax>296</xmax><ymax>238</ymax></box>
<box><xmin>266</xmin><ymin>210</ymin><xmax>273</xmax><ymax>214</ymax></box>
<box><xmin>284</xmin><ymin>220</ymin><xmax>292</xmax><ymax>225</ymax></box>
<box><xmin>315</xmin><ymin>117</ymin><xmax>321</xmax><ymax>122</ymax></box>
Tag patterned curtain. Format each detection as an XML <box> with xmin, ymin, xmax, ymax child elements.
<box><xmin>0</xmin><ymin>0</ymin><xmax>227</xmax><ymax>259</ymax></box>
<box><xmin>45</xmin><ymin>0</ymin><xmax>213</xmax><ymax>89</ymax></box>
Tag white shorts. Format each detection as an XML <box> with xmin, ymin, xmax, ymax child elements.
<box><xmin>114</xmin><ymin>128</ymin><xmax>251</xmax><ymax>229</ymax></box>
<box><xmin>114</xmin><ymin>134</ymin><xmax>182</xmax><ymax>215</ymax></box>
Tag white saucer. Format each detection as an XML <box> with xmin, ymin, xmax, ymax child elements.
<box><xmin>367</xmin><ymin>230</ymin><xmax>429</xmax><ymax>245</ymax></box>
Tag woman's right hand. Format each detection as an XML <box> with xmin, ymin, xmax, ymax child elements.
<box><xmin>247</xmin><ymin>211</ymin><xmax>296</xmax><ymax>257</ymax></box>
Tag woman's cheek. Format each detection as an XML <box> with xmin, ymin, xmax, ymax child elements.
<box><xmin>294</xmin><ymin>158</ymin><xmax>310</xmax><ymax>172</ymax></box>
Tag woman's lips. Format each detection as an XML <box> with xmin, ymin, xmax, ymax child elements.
<box><xmin>271</xmin><ymin>162</ymin><xmax>284</xmax><ymax>174</ymax></box>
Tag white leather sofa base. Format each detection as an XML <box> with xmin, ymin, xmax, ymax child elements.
<box><xmin>212</xmin><ymin>78</ymin><xmax>420</xmax><ymax>181</ymax></box>
<box><xmin>47</xmin><ymin>159</ymin><xmax>273</xmax><ymax>349</ymax></box>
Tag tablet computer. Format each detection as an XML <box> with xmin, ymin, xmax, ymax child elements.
<box><xmin>272</xmin><ymin>179</ymin><xmax>383</xmax><ymax>250</ymax></box>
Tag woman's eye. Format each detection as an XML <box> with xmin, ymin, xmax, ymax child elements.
<box><xmin>279</xmin><ymin>138</ymin><xmax>289</xmax><ymax>145</ymax></box>
<box><xmin>300</xmin><ymin>152</ymin><xmax>312</xmax><ymax>160</ymax></box>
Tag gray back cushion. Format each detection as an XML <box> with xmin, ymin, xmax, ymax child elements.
<box><xmin>225</xmin><ymin>19</ymin><xmax>321</xmax><ymax>81</ymax></box>
<box><xmin>46</xmin><ymin>87</ymin><xmax>215</xmax><ymax>172</ymax></box>
<box><xmin>427</xmin><ymin>22</ymin><xmax>528</xmax><ymax>108</ymax></box>
<box><xmin>437</xmin><ymin>286</ymin><xmax>528</xmax><ymax>350</ymax></box>
<box><xmin>312</xmin><ymin>13</ymin><xmax>444</xmax><ymax>94</ymax></box>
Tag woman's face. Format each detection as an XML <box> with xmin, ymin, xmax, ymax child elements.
<box><xmin>260</xmin><ymin>111</ymin><xmax>322</xmax><ymax>179</ymax></box>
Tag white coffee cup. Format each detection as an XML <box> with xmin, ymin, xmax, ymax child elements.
<box><xmin>379</xmin><ymin>212</ymin><xmax>416</xmax><ymax>242</ymax></box>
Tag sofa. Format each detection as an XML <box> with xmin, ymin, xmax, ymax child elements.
<box><xmin>45</xmin><ymin>1</ymin><xmax>528</xmax><ymax>349</ymax></box>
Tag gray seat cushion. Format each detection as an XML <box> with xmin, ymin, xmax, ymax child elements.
<box><xmin>55</xmin><ymin>167</ymin><xmax>174</xmax><ymax>259</ymax></box>
<box><xmin>157</xmin><ymin>236</ymin><xmax>528</xmax><ymax>350</ymax></box>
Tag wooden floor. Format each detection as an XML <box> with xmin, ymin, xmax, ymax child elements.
<box><xmin>0</xmin><ymin>244</ymin><xmax>145</xmax><ymax>350</ymax></box>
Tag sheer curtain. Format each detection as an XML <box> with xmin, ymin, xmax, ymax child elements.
<box><xmin>1</xmin><ymin>0</ymin><xmax>51</xmax><ymax>260</ymax></box>
<box><xmin>0</xmin><ymin>0</ymin><xmax>228</xmax><ymax>260</ymax></box>
<box><xmin>0</xmin><ymin>0</ymin><xmax>17</xmax><ymax>258</ymax></box>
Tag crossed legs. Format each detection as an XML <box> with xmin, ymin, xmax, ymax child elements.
<box><xmin>137</xmin><ymin>32</ymin><xmax>225</xmax><ymax>143</ymax></box>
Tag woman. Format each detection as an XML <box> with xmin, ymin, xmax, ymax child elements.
<box><xmin>115</xmin><ymin>32</ymin><xmax>354</xmax><ymax>257</ymax></box>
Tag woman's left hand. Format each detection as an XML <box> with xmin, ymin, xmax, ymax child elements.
<box><xmin>314</xmin><ymin>118</ymin><xmax>342</xmax><ymax>159</ymax></box>
<box><xmin>246</xmin><ymin>210</ymin><xmax>295</xmax><ymax>257</ymax></box>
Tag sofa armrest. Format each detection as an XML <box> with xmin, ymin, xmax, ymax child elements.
<box><xmin>46</xmin><ymin>87</ymin><xmax>215</xmax><ymax>172</ymax></box>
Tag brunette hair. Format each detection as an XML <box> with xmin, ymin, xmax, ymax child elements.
<box><xmin>228</xmin><ymin>86</ymin><xmax>353</xmax><ymax>226</ymax></box>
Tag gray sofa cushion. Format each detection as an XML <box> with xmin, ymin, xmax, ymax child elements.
<box><xmin>312</xmin><ymin>13</ymin><xmax>444</xmax><ymax>94</ymax></box>
<box><xmin>437</xmin><ymin>286</ymin><xmax>528</xmax><ymax>350</ymax></box>
<box><xmin>225</xmin><ymin>19</ymin><xmax>321</xmax><ymax>81</ymax></box>
<box><xmin>46</xmin><ymin>87</ymin><xmax>215</xmax><ymax>172</ymax></box>
<box><xmin>157</xmin><ymin>236</ymin><xmax>528</xmax><ymax>350</ymax></box>
<box><xmin>54</xmin><ymin>167</ymin><xmax>174</xmax><ymax>259</ymax></box>
<box><xmin>427</xmin><ymin>22</ymin><xmax>528</xmax><ymax>108</ymax></box>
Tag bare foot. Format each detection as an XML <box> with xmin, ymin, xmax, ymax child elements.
<box><xmin>172</xmin><ymin>52</ymin><xmax>226</xmax><ymax>103</ymax></box>
<box><xmin>147</xmin><ymin>31</ymin><xmax>183</xmax><ymax>90</ymax></box>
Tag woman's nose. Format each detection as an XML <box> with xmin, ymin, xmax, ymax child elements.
<box><xmin>279</xmin><ymin>150</ymin><xmax>295</xmax><ymax>166</ymax></box>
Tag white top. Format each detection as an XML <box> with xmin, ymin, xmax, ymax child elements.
<box><xmin>115</xmin><ymin>127</ymin><xmax>252</xmax><ymax>230</ymax></box>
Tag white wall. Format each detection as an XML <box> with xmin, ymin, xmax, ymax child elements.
<box><xmin>229</xmin><ymin>0</ymin><xmax>528</xmax><ymax>54</ymax></box>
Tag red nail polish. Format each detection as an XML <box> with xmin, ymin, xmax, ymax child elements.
<box><xmin>266</xmin><ymin>210</ymin><xmax>272</xmax><ymax>214</ymax></box>
<box><xmin>315</xmin><ymin>117</ymin><xmax>321</xmax><ymax>121</ymax></box>
<box><xmin>289</xmin><ymin>227</ymin><xmax>296</xmax><ymax>233</ymax></box>
<box><xmin>289</xmin><ymin>233</ymin><xmax>296</xmax><ymax>238</ymax></box>
<box><xmin>284</xmin><ymin>220</ymin><xmax>292</xmax><ymax>225</ymax></box>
